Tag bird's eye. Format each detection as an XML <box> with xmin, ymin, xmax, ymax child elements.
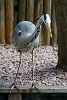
<box><xmin>18</xmin><ymin>31</ymin><xmax>21</xmax><ymax>36</ymax></box>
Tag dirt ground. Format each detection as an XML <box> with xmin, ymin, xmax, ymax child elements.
<box><xmin>0</xmin><ymin>44</ymin><xmax>67</xmax><ymax>88</ymax></box>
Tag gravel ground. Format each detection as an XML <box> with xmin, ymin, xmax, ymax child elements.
<box><xmin>0</xmin><ymin>44</ymin><xmax>67</xmax><ymax>88</ymax></box>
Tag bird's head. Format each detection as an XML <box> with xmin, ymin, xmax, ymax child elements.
<box><xmin>42</xmin><ymin>14</ymin><xmax>52</xmax><ymax>38</ymax></box>
<box><xmin>33</xmin><ymin>14</ymin><xmax>52</xmax><ymax>38</ymax></box>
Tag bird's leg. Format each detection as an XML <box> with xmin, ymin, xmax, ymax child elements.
<box><xmin>30</xmin><ymin>50</ymin><xmax>34</xmax><ymax>64</ymax></box>
<box><xmin>10</xmin><ymin>65</ymin><xmax>20</xmax><ymax>90</ymax></box>
<box><xmin>31</xmin><ymin>50</ymin><xmax>34</xmax><ymax>85</ymax></box>
<box><xmin>32</xmin><ymin>50</ymin><xmax>34</xmax><ymax>82</ymax></box>
<box><xmin>26</xmin><ymin>62</ymin><xmax>40</xmax><ymax>93</ymax></box>
<box><xmin>20</xmin><ymin>51</ymin><xmax>22</xmax><ymax>64</ymax></box>
<box><xmin>26</xmin><ymin>50</ymin><xmax>40</xmax><ymax>93</ymax></box>
<box><xmin>32</xmin><ymin>50</ymin><xmax>34</xmax><ymax>64</ymax></box>
<box><xmin>29</xmin><ymin>63</ymin><xmax>40</xmax><ymax>92</ymax></box>
<box><xmin>10</xmin><ymin>52</ymin><xmax>22</xmax><ymax>90</ymax></box>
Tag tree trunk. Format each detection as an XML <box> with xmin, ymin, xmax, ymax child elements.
<box><xmin>5</xmin><ymin>0</ymin><xmax>14</xmax><ymax>44</ymax></box>
<box><xmin>51</xmin><ymin>0</ymin><xmax>57</xmax><ymax>45</ymax></box>
<box><xmin>54</xmin><ymin>0</ymin><xmax>67</xmax><ymax>69</ymax></box>
<box><xmin>18</xmin><ymin>0</ymin><xmax>26</xmax><ymax>22</ymax></box>
<box><xmin>42</xmin><ymin>0</ymin><xmax>52</xmax><ymax>45</ymax></box>
<box><xmin>26</xmin><ymin>0</ymin><xmax>34</xmax><ymax>22</ymax></box>
<box><xmin>0</xmin><ymin>0</ymin><xmax>5</xmax><ymax>43</ymax></box>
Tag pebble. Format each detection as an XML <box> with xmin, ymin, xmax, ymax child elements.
<box><xmin>0</xmin><ymin>44</ymin><xmax>67</xmax><ymax>87</ymax></box>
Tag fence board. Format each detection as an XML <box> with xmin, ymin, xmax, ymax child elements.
<box><xmin>5</xmin><ymin>0</ymin><xmax>14</xmax><ymax>44</ymax></box>
<box><xmin>34</xmin><ymin>0</ymin><xmax>43</xmax><ymax>45</ymax></box>
<box><xmin>39</xmin><ymin>0</ymin><xmax>44</xmax><ymax>45</ymax></box>
<box><xmin>51</xmin><ymin>0</ymin><xmax>57</xmax><ymax>45</ymax></box>
<box><xmin>34</xmin><ymin>0</ymin><xmax>40</xmax><ymax>21</ymax></box>
<box><xmin>0</xmin><ymin>0</ymin><xmax>5</xmax><ymax>43</ymax></box>
<box><xmin>42</xmin><ymin>0</ymin><xmax>52</xmax><ymax>45</ymax></box>
<box><xmin>26</xmin><ymin>0</ymin><xmax>34</xmax><ymax>22</ymax></box>
<box><xmin>14</xmin><ymin>0</ymin><xmax>18</xmax><ymax>26</ymax></box>
<box><xmin>18</xmin><ymin>0</ymin><xmax>26</xmax><ymax>22</ymax></box>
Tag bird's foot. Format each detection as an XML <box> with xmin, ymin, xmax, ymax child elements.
<box><xmin>30</xmin><ymin>61</ymin><xmax>34</xmax><ymax>65</ymax></box>
<box><xmin>10</xmin><ymin>83</ymin><xmax>19</xmax><ymax>93</ymax></box>
<box><xmin>10</xmin><ymin>83</ymin><xmax>18</xmax><ymax>89</ymax></box>
<box><xmin>25</xmin><ymin>83</ymin><xmax>40</xmax><ymax>93</ymax></box>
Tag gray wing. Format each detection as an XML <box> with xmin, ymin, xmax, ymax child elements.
<box><xmin>13</xmin><ymin>21</ymin><xmax>35</xmax><ymax>50</ymax></box>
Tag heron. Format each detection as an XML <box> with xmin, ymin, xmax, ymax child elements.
<box><xmin>10</xmin><ymin>14</ymin><xmax>52</xmax><ymax>91</ymax></box>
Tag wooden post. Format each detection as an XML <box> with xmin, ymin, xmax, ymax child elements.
<box><xmin>51</xmin><ymin>0</ymin><xmax>57</xmax><ymax>45</ymax></box>
<box><xmin>18</xmin><ymin>0</ymin><xmax>26</xmax><ymax>22</ymax></box>
<box><xmin>34</xmin><ymin>0</ymin><xmax>40</xmax><ymax>21</ymax></box>
<box><xmin>34</xmin><ymin>0</ymin><xmax>43</xmax><ymax>45</ymax></box>
<box><xmin>8</xmin><ymin>94</ymin><xmax>22</xmax><ymax>100</ymax></box>
<box><xmin>26</xmin><ymin>0</ymin><xmax>34</xmax><ymax>22</ymax></box>
<box><xmin>34</xmin><ymin>0</ymin><xmax>41</xmax><ymax>45</ymax></box>
<box><xmin>5</xmin><ymin>0</ymin><xmax>14</xmax><ymax>44</ymax></box>
<box><xmin>0</xmin><ymin>0</ymin><xmax>5</xmax><ymax>43</ymax></box>
<box><xmin>39</xmin><ymin>0</ymin><xmax>43</xmax><ymax>45</ymax></box>
<box><xmin>33</xmin><ymin>0</ymin><xmax>43</xmax><ymax>23</ymax></box>
<box><xmin>42</xmin><ymin>0</ymin><xmax>52</xmax><ymax>45</ymax></box>
<box><xmin>14</xmin><ymin>0</ymin><xmax>18</xmax><ymax>26</ymax></box>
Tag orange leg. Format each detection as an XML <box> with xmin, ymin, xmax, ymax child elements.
<box><xmin>10</xmin><ymin>52</ymin><xmax>22</xmax><ymax>91</ymax></box>
<box><xmin>26</xmin><ymin>50</ymin><xmax>40</xmax><ymax>93</ymax></box>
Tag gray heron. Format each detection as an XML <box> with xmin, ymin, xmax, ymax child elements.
<box><xmin>10</xmin><ymin>14</ymin><xmax>52</xmax><ymax>91</ymax></box>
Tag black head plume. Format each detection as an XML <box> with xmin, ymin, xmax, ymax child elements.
<box><xmin>44</xmin><ymin>14</ymin><xmax>47</xmax><ymax>20</ymax></box>
<box><xmin>33</xmin><ymin>16</ymin><xmax>41</xmax><ymax>23</ymax></box>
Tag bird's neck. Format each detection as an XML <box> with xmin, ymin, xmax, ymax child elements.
<box><xmin>36</xmin><ymin>15</ymin><xmax>43</xmax><ymax>26</ymax></box>
<box><xmin>30</xmin><ymin>16</ymin><xmax>44</xmax><ymax>43</ymax></box>
<box><xmin>33</xmin><ymin>15</ymin><xmax>43</xmax><ymax>38</ymax></box>
<box><xmin>25</xmin><ymin>16</ymin><xmax>44</xmax><ymax>46</ymax></box>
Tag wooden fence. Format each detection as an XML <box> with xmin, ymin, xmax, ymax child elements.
<box><xmin>0</xmin><ymin>0</ymin><xmax>57</xmax><ymax>45</ymax></box>
<box><xmin>0</xmin><ymin>0</ymin><xmax>14</xmax><ymax>44</ymax></box>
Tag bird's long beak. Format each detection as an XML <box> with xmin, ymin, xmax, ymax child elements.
<box><xmin>48</xmin><ymin>26</ymin><xmax>52</xmax><ymax>38</ymax></box>
<box><xmin>46</xmin><ymin>23</ymin><xmax>52</xmax><ymax>38</ymax></box>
